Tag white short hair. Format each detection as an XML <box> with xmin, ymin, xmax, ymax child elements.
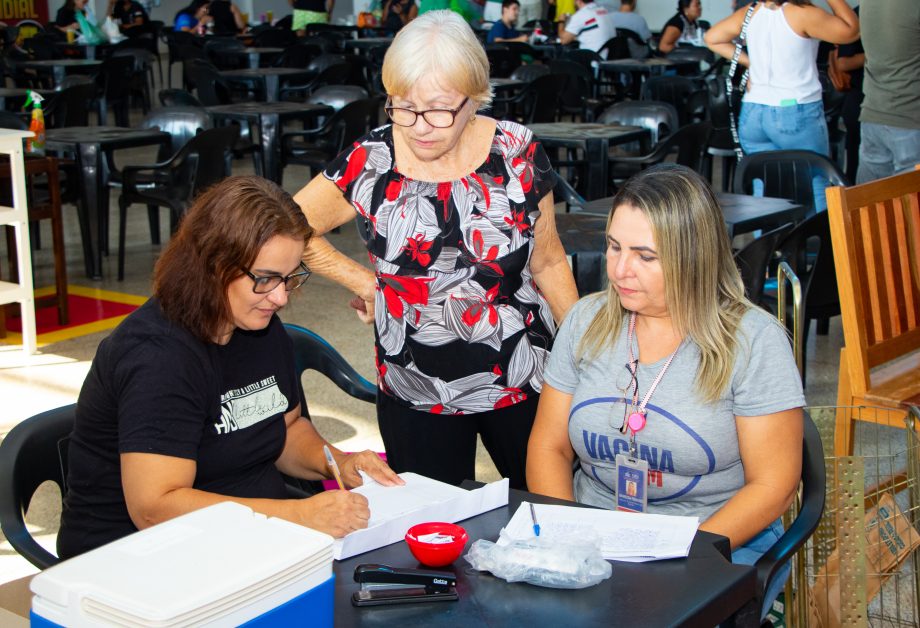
<box><xmin>382</xmin><ymin>10</ymin><xmax>493</xmax><ymax>108</ymax></box>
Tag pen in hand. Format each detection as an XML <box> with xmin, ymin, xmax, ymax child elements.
<box><xmin>530</xmin><ymin>502</ymin><xmax>540</xmax><ymax>537</ymax></box>
<box><xmin>323</xmin><ymin>445</ymin><xmax>346</xmax><ymax>491</ymax></box>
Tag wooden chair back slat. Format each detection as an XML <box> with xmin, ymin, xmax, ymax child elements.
<box><xmin>828</xmin><ymin>167</ymin><xmax>920</xmax><ymax>455</ymax></box>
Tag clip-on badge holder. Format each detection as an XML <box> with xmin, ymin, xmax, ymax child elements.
<box><xmin>352</xmin><ymin>564</ymin><xmax>459</xmax><ymax>606</ymax></box>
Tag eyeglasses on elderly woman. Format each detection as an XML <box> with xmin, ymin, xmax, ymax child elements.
<box><xmin>243</xmin><ymin>261</ymin><xmax>312</xmax><ymax>293</ymax></box>
<box><xmin>385</xmin><ymin>96</ymin><xmax>470</xmax><ymax>128</ymax></box>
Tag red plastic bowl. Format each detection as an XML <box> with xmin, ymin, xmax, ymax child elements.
<box><xmin>405</xmin><ymin>522</ymin><xmax>469</xmax><ymax>567</ymax></box>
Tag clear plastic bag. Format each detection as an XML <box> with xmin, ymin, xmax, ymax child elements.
<box><xmin>464</xmin><ymin>536</ymin><xmax>612</xmax><ymax>589</ymax></box>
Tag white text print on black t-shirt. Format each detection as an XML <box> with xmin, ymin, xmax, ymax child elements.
<box><xmin>215</xmin><ymin>375</ymin><xmax>289</xmax><ymax>435</ymax></box>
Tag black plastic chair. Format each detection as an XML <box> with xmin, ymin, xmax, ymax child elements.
<box><xmin>279</xmin><ymin>63</ymin><xmax>354</xmax><ymax>101</ymax></box>
<box><xmin>509</xmin><ymin>63</ymin><xmax>551</xmax><ymax>83</ymax></box>
<box><xmin>204</xmin><ymin>36</ymin><xmax>246</xmax><ymax>70</ymax></box>
<box><xmin>107</xmin><ymin>106</ymin><xmax>214</xmax><ymax>247</ymax></box>
<box><xmin>116</xmin><ymin>125</ymin><xmax>239</xmax><ymax>280</ymax></box>
<box><xmin>763</xmin><ymin>211</ymin><xmax>840</xmax><ymax>385</ymax></box>
<box><xmin>617</xmin><ymin>27</ymin><xmax>651</xmax><ymax>59</ymax></box>
<box><xmin>598</xmin><ymin>35</ymin><xmax>630</xmax><ymax>61</ymax></box>
<box><xmin>494</xmin><ymin>73</ymin><xmax>566</xmax><ymax>124</ymax></box>
<box><xmin>158</xmin><ymin>88</ymin><xmax>203</xmax><ymax>107</ymax></box>
<box><xmin>282</xmin><ymin>323</ymin><xmax>376</xmax><ymax>496</ymax></box>
<box><xmin>272</xmin><ymin>42</ymin><xmax>323</xmax><ymax>69</ymax></box>
<box><xmin>164</xmin><ymin>30</ymin><xmax>199</xmax><ymax>87</ymax></box>
<box><xmin>550</xmin><ymin>60</ymin><xmax>604</xmax><ymax>122</ymax></box>
<box><xmin>734</xmin><ymin>150</ymin><xmax>849</xmax><ymax>217</ymax></box>
<box><xmin>95</xmin><ymin>55</ymin><xmax>136</xmax><ymax>127</ymax></box>
<box><xmin>608</xmin><ymin>121</ymin><xmax>712</xmax><ymax>185</ymax></box>
<box><xmin>753</xmin><ymin>410</ymin><xmax>825</xmax><ymax>620</ymax></box>
<box><xmin>306</xmin><ymin>85</ymin><xmax>370</xmax><ymax>112</ymax></box>
<box><xmin>640</xmin><ymin>75</ymin><xmax>706</xmax><ymax>126</ymax></box>
<box><xmin>733</xmin><ymin>222</ymin><xmax>795</xmax><ymax>307</ymax></box>
<box><xmin>0</xmin><ymin>403</ymin><xmax>74</xmax><ymax>569</ymax></box>
<box><xmin>485</xmin><ymin>45</ymin><xmax>517</xmax><ymax>78</ymax></box>
<box><xmin>596</xmin><ymin>100</ymin><xmax>680</xmax><ymax>146</ymax></box>
<box><xmin>280</xmin><ymin>98</ymin><xmax>379</xmax><ymax>183</ymax></box>
<box><xmin>184</xmin><ymin>58</ymin><xmax>234</xmax><ymax>106</ymax></box>
<box><xmin>284</xmin><ymin>323</ymin><xmax>376</xmax><ymax>405</ymax></box>
<box><xmin>253</xmin><ymin>27</ymin><xmax>297</xmax><ymax>48</ymax></box>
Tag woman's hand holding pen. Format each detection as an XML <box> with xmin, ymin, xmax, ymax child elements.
<box><xmin>297</xmin><ymin>491</ymin><xmax>371</xmax><ymax>538</ymax></box>
<box><xmin>337</xmin><ymin>449</ymin><xmax>404</xmax><ymax>488</ymax></box>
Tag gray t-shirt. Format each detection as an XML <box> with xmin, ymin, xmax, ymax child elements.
<box><xmin>859</xmin><ymin>0</ymin><xmax>920</xmax><ymax>130</ymax></box>
<box><xmin>611</xmin><ymin>11</ymin><xmax>651</xmax><ymax>42</ymax></box>
<box><xmin>544</xmin><ymin>296</ymin><xmax>805</xmax><ymax>522</ymax></box>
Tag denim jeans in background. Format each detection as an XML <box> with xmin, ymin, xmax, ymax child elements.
<box><xmin>856</xmin><ymin>122</ymin><xmax>920</xmax><ymax>184</ymax></box>
<box><xmin>731</xmin><ymin>517</ymin><xmax>789</xmax><ymax>621</ymax></box>
<box><xmin>739</xmin><ymin>100</ymin><xmax>831</xmax><ymax>212</ymax></box>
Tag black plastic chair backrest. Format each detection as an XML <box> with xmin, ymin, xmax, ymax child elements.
<box><xmin>485</xmin><ymin>46</ymin><xmax>517</xmax><ymax>78</ymax></box>
<box><xmin>754</xmin><ymin>410</ymin><xmax>825</xmax><ymax>611</ymax></box>
<box><xmin>274</xmin><ymin>43</ymin><xmax>322</xmax><ymax>68</ymax></box>
<box><xmin>50</xmin><ymin>82</ymin><xmax>94</xmax><ymax>127</ymax></box>
<box><xmin>306</xmin><ymin>53</ymin><xmax>349</xmax><ymax>74</ymax></box>
<box><xmin>141</xmin><ymin>106</ymin><xmax>213</xmax><ymax>159</ymax></box>
<box><xmin>283</xmin><ymin>323</ymin><xmax>375</xmax><ymax>404</ymax></box>
<box><xmin>659</xmin><ymin>121</ymin><xmax>712</xmax><ymax>171</ymax></box>
<box><xmin>640</xmin><ymin>75</ymin><xmax>700</xmax><ymax>125</ymax></box>
<box><xmin>617</xmin><ymin>27</ymin><xmax>650</xmax><ymax>59</ymax></box>
<box><xmin>563</xmin><ymin>48</ymin><xmax>602</xmax><ymax>70</ymax></box>
<box><xmin>509</xmin><ymin>63</ymin><xmax>551</xmax><ymax>83</ymax></box>
<box><xmin>776</xmin><ymin>210</ymin><xmax>838</xmax><ymax>320</ymax></box>
<box><xmin>520</xmin><ymin>74</ymin><xmax>566</xmax><ymax>124</ymax></box>
<box><xmin>307</xmin><ymin>85</ymin><xmax>369</xmax><ymax>112</ymax></box>
<box><xmin>733</xmin><ymin>222</ymin><xmax>795</xmax><ymax>306</ymax></box>
<box><xmin>324</xmin><ymin>98</ymin><xmax>380</xmax><ymax>152</ymax></box>
<box><xmin>0</xmin><ymin>403</ymin><xmax>75</xmax><ymax>569</ymax></box>
<box><xmin>99</xmin><ymin>55</ymin><xmax>136</xmax><ymax>100</ymax></box>
<box><xmin>253</xmin><ymin>27</ymin><xmax>297</xmax><ymax>48</ymax></box>
<box><xmin>158</xmin><ymin>88</ymin><xmax>203</xmax><ymax>108</ymax></box>
<box><xmin>597</xmin><ymin>100</ymin><xmax>680</xmax><ymax>145</ymax></box>
<box><xmin>181</xmin><ymin>125</ymin><xmax>240</xmax><ymax>196</ymax></box>
<box><xmin>734</xmin><ymin>150</ymin><xmax>849</xmax><ymax>216</ymax></box>
<box><xmin>598</xmin><ymin>35</ymin><xmax>630</xmax><ymax>60</ymax></box>
<box><xmin>184</xmin><ymin>59</ymin><xmax>232</xmax><ymax>106</ymax></box>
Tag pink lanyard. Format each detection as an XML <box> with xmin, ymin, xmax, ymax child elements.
<box><xmin>622</xmin><ymin>312</ymin><xmax>681</xmax><ymax>456</ymax></box>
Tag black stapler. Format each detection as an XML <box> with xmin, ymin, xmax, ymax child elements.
<box><xmin>352</xmin><ymin>563</ymin><xmax>460</xmax><ymax>607</ymax></box>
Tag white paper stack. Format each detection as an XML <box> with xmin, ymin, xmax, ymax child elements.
<box><xmin>502</xmin><ymin>502</ymin><xmax>699</xmax><ymax>562</ymax></box>
<box><xmin>334</xmin><ymin>472</ymin><xmax>509</xmax><ymax>560</ymax></box>
<box><xmin>31</xmin><ymin>502</ymin><xmax>335</xmax><ymax>627</ymax></box>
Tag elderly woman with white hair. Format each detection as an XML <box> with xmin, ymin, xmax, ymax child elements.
<box><xmin>294</xmin><ymin>10</ymin><xmax>578</xmax><ymax>489</ymax></box>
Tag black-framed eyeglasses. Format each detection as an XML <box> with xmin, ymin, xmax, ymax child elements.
<box><xmin>385</xmin><ymin>96</ymin><xmax>470</xmax><ymax>128</ymax></box>
<box><xmin>243</xmin><ymin>262</ymin><xmax>312</xmax><ymax>294</ymax></box>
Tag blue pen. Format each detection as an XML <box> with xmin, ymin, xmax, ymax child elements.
<box><xmin>529</xmin><ymin>502</ymin><xmax>540</xmax><ymax>537</ymax></box>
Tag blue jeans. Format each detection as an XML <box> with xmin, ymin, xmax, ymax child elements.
<box><xmin>739</xmin><ymin>100</ymin><xmax>831</xmax><ymax>212</ymax></box>
<box><xmin>731</xmin><ymin>518</ymin><xmax>789</xmax><ymax>621</ymax></box>
<box><xmin>856</xmin><ymin>122</ymin><xmax>920</xmax><ymax>184</ymax></box>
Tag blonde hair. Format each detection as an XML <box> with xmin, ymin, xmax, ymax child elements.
<box><xmin>382</xmin><ymin>10</ymin><xmax>493</xmax><ymax>109</ymax></box>
<box><xmin>578</xmin><ymin>164</ymin><xmax>752</xmax><ymax>403</ymax></box>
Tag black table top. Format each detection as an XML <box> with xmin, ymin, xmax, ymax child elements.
<box><xmin>45</xmin><ymin>126</ymin><xmax>168</xmax><ymax>147</ymax></box>
<box><xmin>220</xmin><ymin>67</ymin><xmax>311</xmax><ymax>78</ymax></box>
<box><xmin>206</xmin><ymin>102</ymin><xmax>332</xmax><ymax>116</ymax></box>
<box><xmin>14</xmin><ymin>59</ymin><xmax>102</xmax><ymax>68</ymax></box>
<box><xmin>531</xmin><ymin>123</ymin><xmax>650</xmax><ymax>144</ymax></box>
<box><xmin>229</xmin><ymin>46</ymin><xmax>285</xmax><ymax>54</ymax></box>
<box><xmin>332</xmin><ymin>487</ymin><xmax>756</xmax><ymax>627</ymax></box>
<box><xmin>596</xmin><ymin>57</ymin><xmax>698</xmax><ymax>71</ymax></box>
<box><xmin>565</xmin><ymin>192</ymin><xmax>805</xmax><ymax>241</ymax></box>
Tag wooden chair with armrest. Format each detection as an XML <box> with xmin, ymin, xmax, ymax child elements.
<box><xmin>826</xmin><ymin>166</ymin><xmax>920</xmax><ymax>456</ymax></box>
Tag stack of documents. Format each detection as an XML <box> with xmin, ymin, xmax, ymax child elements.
<box><xmin>335</xmin><ymin>472</ymin><xmax>509</xmax><ymax>560</ymax></box>
<box><xmin>502</xmin><ymin>502</ymin><xmax>699</xmax><ymax>562</ymax></box>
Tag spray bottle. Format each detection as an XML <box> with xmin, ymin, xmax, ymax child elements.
<box><xmin>23</xmin><ymin>90</ymin><xmax>45</xmax><ymax>155</ymax></box>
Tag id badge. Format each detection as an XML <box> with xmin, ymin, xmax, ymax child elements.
<box><xmin>616</xmin><ymin>453</ymin><xmax>649</xmax><ymax>513</ymax></box>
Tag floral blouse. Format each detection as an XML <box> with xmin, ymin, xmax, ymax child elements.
<box><xmin>322</xmin><ymin>120</ymin><xmax>557</xmax><ymax>414</ymax></box>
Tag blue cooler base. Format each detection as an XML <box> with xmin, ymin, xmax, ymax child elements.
<box><xmin>243</xmin><ymin>575</ymin><xmax>334</xmax><ymax>627</ymax></box>
<box><xmin>31</xmin><ymin>575</ymin><xmax>334</xmax><ymax>627</ymax></box>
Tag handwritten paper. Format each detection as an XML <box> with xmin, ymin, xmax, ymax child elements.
<box><xmin>332</xmin><ymin>473</ymin><xmax>509</xmax><ymax>560</ymax></box>
<box><xmin>501</xmin><ymin>502</ymin><xmax>699</xmax><ymax>562</ymax></box>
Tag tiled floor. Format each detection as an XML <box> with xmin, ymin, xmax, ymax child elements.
<box><xmin>0</xmin><ymin>84</ymin><xmax>845</xmax><ymax>586</ymax></box>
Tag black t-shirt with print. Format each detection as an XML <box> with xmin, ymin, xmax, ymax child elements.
<box><xmin>57</xmin><ymin>298</ymin><xmax>301</xmax><ymax>559</ymax></box>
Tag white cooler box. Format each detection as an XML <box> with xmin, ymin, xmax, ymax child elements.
<box><xmin>30</xmin><ymin>502</ymin><xmax>334</xmax><ymax>627</ymax></box>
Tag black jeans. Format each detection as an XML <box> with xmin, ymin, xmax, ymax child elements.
<box><xmin>377</xmin><ymin>393</ymin><xmax>539</xmax><ymax>490</ymax></box>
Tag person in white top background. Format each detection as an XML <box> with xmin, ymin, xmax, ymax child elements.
<box><xmin>705</xmin><ymin>0</ymin><xmax>858</xmax><ymax>208</ymax></box>
<box><xmin>558</xmin><ymin>0</ymin><xmax>616</xmax><ymax>55</ymax></box>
